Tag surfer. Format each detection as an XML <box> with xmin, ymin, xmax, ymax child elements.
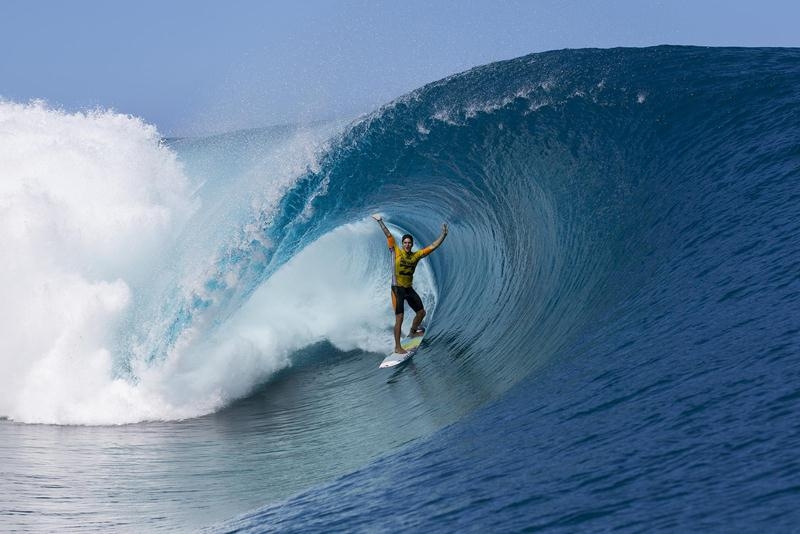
<box><xmin>372</xmin><ymin>214</ymin><xmax>448</xmax><ymax>354</ymax></box>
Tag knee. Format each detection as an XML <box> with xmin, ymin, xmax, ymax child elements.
<box><xmin>418</xmin><ymin>309</ymin><xmax>426</xmax><ymax>318</ymax></box>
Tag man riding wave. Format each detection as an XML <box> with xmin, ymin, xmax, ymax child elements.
<box><xmin>372</xmin><ymin>214</ymin><xmax>448</xmax><ymax>354</ymax></box>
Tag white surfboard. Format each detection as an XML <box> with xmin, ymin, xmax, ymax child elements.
<box><xmin>379</xmin><ymin>330</ymin><xmax>426</xmax><ymax>368</ymax></box>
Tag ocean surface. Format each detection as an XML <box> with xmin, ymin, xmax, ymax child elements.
<box><xmin>1</xmin><ymin>46</ymin><xmax>799</xmax><ymax>532</ymax></box>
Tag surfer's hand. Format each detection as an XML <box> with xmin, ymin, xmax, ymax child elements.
<box><xmin>372</xmin><ymin>214</ymin><xmax>382</xmax><ymax>222</ymax></box>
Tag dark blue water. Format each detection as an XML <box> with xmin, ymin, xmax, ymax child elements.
<box><xmin>2</xmin><ymin>46</ymin><xmax>799</xmax><ymax>532</ymax></box>
<box><xmin>216</xmin><ymin>46</ymin><xmax>800</xmax><ymax>532</ymax></box>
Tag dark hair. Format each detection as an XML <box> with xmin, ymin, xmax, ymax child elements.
<box><xmin>401</xmin><ymin>234</ymin><xmax>414</xmax><ymax>244</ymax></box>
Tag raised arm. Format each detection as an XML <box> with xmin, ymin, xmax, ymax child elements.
<box><xmin>425</xmin><ymin>223</ymin><xmax>449</xmax><ymax>252</ymax></box>
<box><xmin>372</xmin><ymin>213</ymin><xmax>392</xmax><ymax>238</ymax></box>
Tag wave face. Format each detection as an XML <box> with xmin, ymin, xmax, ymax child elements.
<box><xmin>218</xmin><ymin>47</ymin><xmax>800</xmax><ymax>531</ymax></box>
<box><xmin>2</xmin><ymin>46</ymin><xmax>800</xmax><ymax>531</ymax></box>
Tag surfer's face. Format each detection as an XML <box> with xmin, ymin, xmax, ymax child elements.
<box><xmin>402</xmin><ymin>238</ymin><xmax>413</xmax><ymax>251</ymax></box>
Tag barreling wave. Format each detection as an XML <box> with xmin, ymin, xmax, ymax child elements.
<box><xmin>2</xmin><ymin>46</ymin><xmax>798</xmax><ymax>433</ymax></box>
<box><xmin>220</xmin><ymin>46</ymin><xmax>800</xmax><ymax>531</ymax></box>
<box><xmin>3</xmin><ymin>46</ymin><xmax>800</xmax><ymax>531</ymax></box>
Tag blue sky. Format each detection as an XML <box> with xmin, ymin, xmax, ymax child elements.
<box><xmin>1</xmin><ymin>0</ymin><xmax>797</xmax><ymax>136</ymax></box>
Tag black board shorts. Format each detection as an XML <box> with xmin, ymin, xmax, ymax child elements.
<box><xmin>391</xmin><ymin>285</ymin><xmax>424</xmax><ymax>315</ymax></box>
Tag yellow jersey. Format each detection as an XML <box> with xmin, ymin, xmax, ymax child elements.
<box><xmin>387</xmin><ymin>235</ymin><xmax>432</xmax><ymax>288</ymax></box>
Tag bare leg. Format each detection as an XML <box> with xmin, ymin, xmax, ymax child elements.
<box><xmin>410</xmin><ymin>308</ymin><xmax>426</xmax><ymax>336</ymax></box>
<box><xmin>394</xmin><ymin>313</ymin><xmax>407</xmax><ymax>353</ymax></box>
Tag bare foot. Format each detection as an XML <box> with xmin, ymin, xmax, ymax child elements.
<box><xmin>394</xmin><ymin>347</ymin><xmax>408</xmax><ymax>354</ymax></box>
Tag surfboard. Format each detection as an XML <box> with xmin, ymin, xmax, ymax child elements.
<box><xmin>379</xmin><ymin>330</ymin><xmax>426</xmax><ymax>368</ymax></box>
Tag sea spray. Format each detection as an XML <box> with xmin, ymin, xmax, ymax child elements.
<box><xmin>0</xmin><ymin>100</ymin><xmax>199</xmax><ymax>423</ymax></box>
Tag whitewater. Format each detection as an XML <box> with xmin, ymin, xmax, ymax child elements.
<box><xmin>2</xmin><ymin>46</ymin><xmax>799</xmax><ymax>532</ymax></box>
<box><xmin>0</xmin><ymin>102</ymin><xmax>348</xmax><ymax>424</ymax></box>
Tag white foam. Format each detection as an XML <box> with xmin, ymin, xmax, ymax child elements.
<box><xmin>0</xmin><ymin>101</ymin><xmax>434</xmax><ymax>425</ymax></box>
<box><xmin>153</xmin><ymin>219</ymin><xmax>437</xmax><ymax>411</ymax></box>
<box><xmin>0</xmin><ymin>100</ymin><xmax>197</xmax><ymax>424</ymax></box>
